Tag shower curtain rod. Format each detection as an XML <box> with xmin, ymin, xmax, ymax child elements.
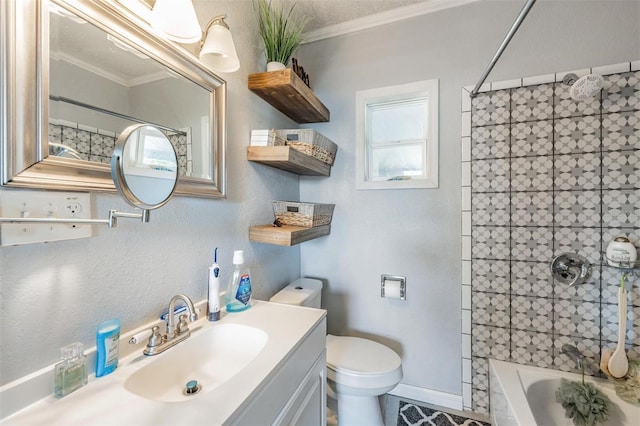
<box><xmin>470</xmin><ymin>0</ymin><xmax>537</xmax><ymax>98</ymax></box>
<box><xmin>49</xmin><ymin>95</ymin><xmax>187</xmax><ymax>136</ymax></box>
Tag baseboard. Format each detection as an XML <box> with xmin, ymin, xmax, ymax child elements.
<box><xmin>389</xmin><ymin>383</ymin><xmax>463</xmax><ymax>412</ymax></box>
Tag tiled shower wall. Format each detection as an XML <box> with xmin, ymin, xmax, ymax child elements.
<box><xmin>48</xmin><ymin>121</ymin><xmax>192</xmax><ymax>176</ymax></box>
<box><xmin>460</xmin><ymin>62</ymin><xmax>639</xmax><ymax>414</ymax></box>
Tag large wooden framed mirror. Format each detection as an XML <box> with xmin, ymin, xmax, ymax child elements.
<box><xmin>1</xmin><ymin>0</ymin><xmax>226</xmax><ymax>198</ymax></box>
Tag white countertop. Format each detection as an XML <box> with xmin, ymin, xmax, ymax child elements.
<box><xmin>2</xmin><ymin>301</ymin><xmax>326</xmax><ymax>425</ymax></box>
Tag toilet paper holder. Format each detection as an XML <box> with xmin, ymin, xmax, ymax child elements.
<box><xmin>381</xmin><ymin>274</ymin><xmax>406</xmax><ymax>300</ymax></box>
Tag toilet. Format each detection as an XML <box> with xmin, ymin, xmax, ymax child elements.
<box><xmin>270</xmin><ymin>278</ymin><xmax>403</xmax><ymax>426</ymax></box>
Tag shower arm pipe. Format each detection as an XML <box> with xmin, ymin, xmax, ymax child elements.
<box><xmin>469</xmin><ymin>0</ymin><xmax>537</xmax><ymax>98</ymax></box>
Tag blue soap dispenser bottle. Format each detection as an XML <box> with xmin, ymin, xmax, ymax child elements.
<box><xmin>225</xmin><ymin>250</ymin><xmax>252</xmax><ymax>312</ymax></box>
<box><xmin>95</xmin><ymin>319</ymin><xmax>120</xmax><ymax>377</ymax></box>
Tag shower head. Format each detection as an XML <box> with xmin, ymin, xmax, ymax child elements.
<box><xmin>563</xmin><ymin>73</ymin><xmax>604</xmax><ymax>101</ymax></box>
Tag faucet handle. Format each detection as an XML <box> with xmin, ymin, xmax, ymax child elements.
<box><xmin>142</xmin><ymin>326</ymin><xmax>165</xmax><ymax>356</ymax></box>
<box><xmin>177</xmin><ymin>314</ymin><xmax>190</xmax><ymax>335</ymax></box>
<box><xmin>147</xmin><ymin>326</ymin><xmax>164</xmax><ymax>348</ymax></box>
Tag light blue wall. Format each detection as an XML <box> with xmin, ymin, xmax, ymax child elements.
<box><xmin>0</xmin><ymin>0</ymin><xmax>302</xmax><ymax>386</ymax></box>
<box><xmin>297</xmin><ymin>0</ymin><xmax>640</xmax><ymax>397</ymax></box>
<box><xmin>2</xmin><ymin>0</ymin><xmax>639</xmax><ymax>406</ymax></box>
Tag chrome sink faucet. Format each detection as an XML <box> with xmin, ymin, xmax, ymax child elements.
<box><xmin>166</xmin><ymin>294</ymin><xmax>197</xmax><ymax>339</ymax></box>
<box><xmin>143</xmin><ymin>294</ymin><xmax>198</xmax><ymax>356</ymax></box>
<box><xmin>561</xmin><ymin>344</ymin><xmax>585</xmax><ymax>370</ymax></box>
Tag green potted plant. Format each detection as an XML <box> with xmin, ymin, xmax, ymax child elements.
<box><xmin>254</xmin><ymin>0</ymin><xmax>308</xmax><ymax>71</ymax></box>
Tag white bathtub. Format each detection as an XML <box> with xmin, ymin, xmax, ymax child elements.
<box><xmin>489</xmin><ymin>359</ymin><xmax>640</xmax><ymax>426</ymax></box>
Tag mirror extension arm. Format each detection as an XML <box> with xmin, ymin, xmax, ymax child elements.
<box><xmin>0</xmin><ymin>124</ymin><xmax>176</xmax><ymax>230</ymax></box>
<box><xmin>0</xmin><ymin>210</ymin><xmax>150</xmax><ymax>228</ymax></box>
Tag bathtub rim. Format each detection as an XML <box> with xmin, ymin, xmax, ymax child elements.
<box><xmin>489</xmin><ymin>359</ymin><xmax>637</xmax><ymax>426</ymax></box>
<box><xmin>489</xmin><ymin>359</ymin><xmax>538</xmax><ymax>426</ymax></box>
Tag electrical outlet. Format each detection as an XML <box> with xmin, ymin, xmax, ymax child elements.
<box><xmin>0</xmin><ymin>190</ymin><xmax>93</xmax><ymax>246</ymax></box>
<box><xmin>65</xmin><ymin>202</ymin><xmax>83</xmax><ymax>215</ymax></box>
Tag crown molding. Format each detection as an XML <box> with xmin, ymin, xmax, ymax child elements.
<box><xmin>303</xmin><ymin>0</ymin><xmax>482</xmax><ymax>44</ymax></box>
<box><xmin>50</xmin><ymin>51</ymin><xmax>172</xmax><ymax>87</ymax></box>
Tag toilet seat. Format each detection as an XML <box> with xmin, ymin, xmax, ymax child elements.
<box><xmin>326</xmin><ymin>334</ymin><xmax>402</xmax><ymax>389</ymax></box>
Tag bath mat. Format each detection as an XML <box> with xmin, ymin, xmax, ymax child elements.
<box><xmin>397</xmin><ymin>401</ymin><xmax>490</xmax><ymax>426</ymax></box>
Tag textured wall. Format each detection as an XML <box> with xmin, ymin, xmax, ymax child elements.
<box><xmin>0</xmin><ymin>0</ymin><xmax>302</xmax><ymax>386</ymax></box>
<box><xmin>297</xmin><ymin>0</ymin><xmax>639</xmax><ymax>401</ymax></box>
<box><xmin>466</xmin><ymin>67</ymin><xmax>639</xmax><ymax>413</ymax></box>
<box><xmin>1</xmin><ymin>0</ymin><xmax>639</xmax><ymax>405</ymax></box>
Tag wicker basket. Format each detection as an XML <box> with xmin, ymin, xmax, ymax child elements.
<box><xmin>275</xmin><ymin>129</ymin><xmax>337</xmax><ymax>165</ymax></box>
<box><xmin>272</xmin><ymin>201</ymin><xmax>335</xmax><ymax>227</ymax></box>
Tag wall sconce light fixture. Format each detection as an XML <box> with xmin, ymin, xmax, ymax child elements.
<box><xmin>150</xmin><ymin>0</ymin><xmax>201</xmax><ymax>44</ymax></box>
<box><xmin>145</xmin><ymin>1</ymin><xmax>240</xmax><ymax>73</ymax></box>
<box><xmin>199</xmin><ymin>16</ymin><xmax>240</xmax><ymax>73</ymax></box>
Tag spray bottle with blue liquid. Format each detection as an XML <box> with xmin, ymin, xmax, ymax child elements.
<box><xmin>226</xmin><ymin>250</ymin><xmax>252</xmax><ymax>312</ymax></box>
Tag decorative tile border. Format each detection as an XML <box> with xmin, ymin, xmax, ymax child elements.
<box><xmin>48</xmin><ymin>119</ymin><xmax>192</xmax><ymax>176</ymax></box>
<box><xmin>460</xmin><ymin>61</ymin><xmax>640</xmax><ymax>413</ymax></box>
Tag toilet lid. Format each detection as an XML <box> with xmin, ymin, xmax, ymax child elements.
<box><xmin>326</xmin><ymin>335</ymin><xmax>401</xmax><ymax>375</ymax></box>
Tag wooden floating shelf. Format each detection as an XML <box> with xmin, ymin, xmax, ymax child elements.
<box><xmin>247</xmin><ymin>146</ymin><xmax>331</xmax><ymax>176</ymax></box>
<box><xmin>248</xmin><ymin>69</ymin><xmax>330</xmax><ymax>123</ymax></box>
<box><xmin>249</xmin><ymin>224</ymin><xmax>331</xmax><ymax>246</ymax></box>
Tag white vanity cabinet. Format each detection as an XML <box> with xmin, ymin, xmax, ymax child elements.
<box><xmin>0</xmin><ymin>302</ymin><xmax>326</xmax><ymax>426</ymax></box>
<box><xmin>230</xmin><ymin>316</ymin><xmax>327</xmax><ymax>425</ymax></box>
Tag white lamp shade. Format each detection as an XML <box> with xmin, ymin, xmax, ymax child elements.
<box><xmin>150</xmin><ymin>0</ymin><xmax>201</xmax><ymax>44</ymax></box>
<box><xmin>199</xmin><ymin>24</ymin><xmax>240</xmax><ymax>73</ymax></box>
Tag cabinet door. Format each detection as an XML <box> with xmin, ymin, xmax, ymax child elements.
<box><xmin>276</xmin><ymin>351</ymin><xmax>326</xmax><ymax>426</ymax></box>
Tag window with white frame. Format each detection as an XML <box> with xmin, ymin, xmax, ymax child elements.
<box><xmin>356</xmin><ymin>79</ymin><xmax>439</xmax><ymax>190</ymax></box>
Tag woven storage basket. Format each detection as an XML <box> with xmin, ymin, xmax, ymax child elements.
<box><xmin>275</xmin><ymin>129</ymin><xmax>337</xmax><ymax>165</ymax></box>
<box><xmin>269</xmin><ymin>133</ymin><xmax>286</xmax><ymax>146</ymax></box>
<box><xmin>272</xmin><ymin>201</ymin><xmax>335</xmax><ymax>228</ymax></box>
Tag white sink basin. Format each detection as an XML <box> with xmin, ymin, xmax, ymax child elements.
<box><xmin>124</xmin><ymin>323</ymin><xmax>268</xmax><ymax>402</ymax></box>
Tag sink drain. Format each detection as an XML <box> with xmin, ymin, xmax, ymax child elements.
<box><xmin>184</xmin><ymin>380</ymin><xmax>202</xmax><ymax>396</ymax></box>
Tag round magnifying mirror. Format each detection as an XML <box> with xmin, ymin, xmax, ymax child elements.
<box><xmin>111</xmin><ymin>124</ymin><xmax>178</xmax><ymax>210</ymax></box>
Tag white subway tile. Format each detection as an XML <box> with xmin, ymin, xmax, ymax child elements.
<box><xmin>97</xmin><ymin>129</ymin><xmax>116</xmax><ymax>137</ymax></box>
<box><xmin>478</xmin><ymin>82</ymin><xmax>491</xmax><ymax>93</ymax></box>
<box><xmin>463</xmin><ymin>383</ymin><xmax>472</xmax><ymax>408</ymax></box>
<box><xmin>462</xmin><ymin>284</ymin><xmax>471</xmax><ymax>309</ymax></box>
<box><xmin>463</xmin><ymin>358</ymin><xmax>472</xmax><ymax>383</ymax></box>
<box><xmin>461</xmin><ymin>88</ymin><xmax>472</xmax><ymax>112</ymax></box>
<box><xmin>556</xmin><ymin>68</ymin><xmax>589</xmax><ymax>82</ymax></box>
<box><xmin>462</xmin><ymin>261</ymin><xmax>471</xmax><ymax>285</ymax></box>
<box><xmin>522</xmin><ymin>73</ymin><xmax>555</xmax><ymax>87</ymax></box>
<box><xmin>461</xmin><ymin>162</ymin><xmax>471</xmax><ymax>186</ymax></box>
<box><xmin>462</xmin><ymin>211</ymin><xmax>471</xmax><ymax>235</ymax></box>
<box><xmin>592</xmin><ymin>62</ymin><xmax>631</xmax><ymax>76</ymax></box>
<box><xmin>461</xmin><ymin>112</ymin><xmax>471</xmax><ymax>137</ymax></box>
<box><xmin>631</xmin><ymin>60</ymin><xmax>640</xmax><ymax>71</ymax></box>
<box><xmin>462</xmin><ymin>309</ymin><xmax>471</xmax><ymax>334</ymax></box>
<box><xmin>461</xmin><ymin>186</ymin><xmax>471</xmax><ymax>211</ymax></box>
<box><xmin>78</xmin><ymin>124</ymin><xmax>97</xmax><ymax>133</ymax></box>
<box><xmin>462</xmin><ymin>236</ymin><xmax>471</xmax><ymax>260</ymax></box>
<box><xmin>462</xmin><ymin>333</ymin><xmax>471</xmax><ymax>359</ymax></box>
<box><xmin>461</xmin><ymin>137</ymin><xmax>471</xmax><ymax>162</ymax></box>
<box><xmin>56</xmin><ymin>119</ymin><xmax>78</xmax><ymax>128</ymax></box>
<box><xmin>491</xmin><ymin>78</ymin><xmax>522</xmax><ymax>91</ymax></box>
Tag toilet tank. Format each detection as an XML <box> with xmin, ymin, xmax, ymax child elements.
<box><xmin>269</xmin><ymin>278</ymin><xmax>322</xmax><ymax>308</ymax></box>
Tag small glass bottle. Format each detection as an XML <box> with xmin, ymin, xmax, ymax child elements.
<box><xmin>54</xmin><ymin>342</ymin><xmax>88</xmax><ymax>397</ymax></box>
